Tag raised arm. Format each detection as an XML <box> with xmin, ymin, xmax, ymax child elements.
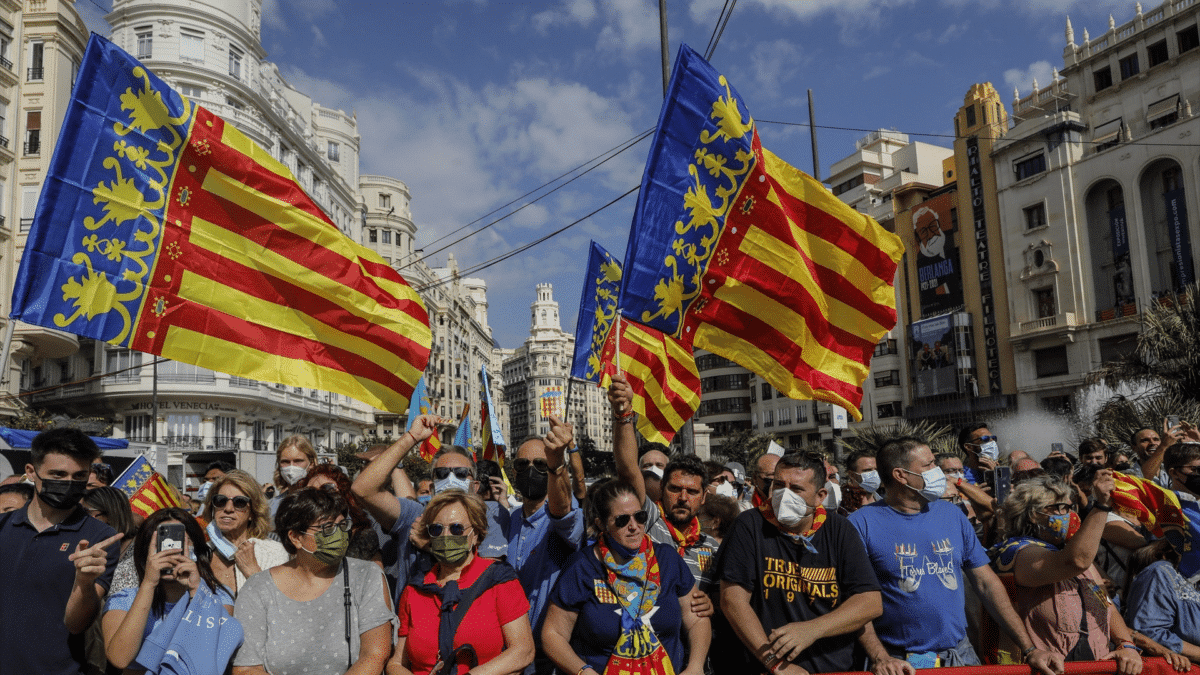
<box><xmin>608</xmin><ymin>374</ymin><xmax>645</xmax><ymax>503</ymax></box>
<box><xmin>1011</xmin><ymin>470</ymin><xmax>1114</xmax><ymax>587</ymax></box>
<box><xmin>352</xmin><ymin>415</ymin><xmax>437</xmax><ymax>531</ymax></box>
<box><xmin>545</xmin><ymin>415</ymin><xmax>574</xmax><ymax>519</ymax></box>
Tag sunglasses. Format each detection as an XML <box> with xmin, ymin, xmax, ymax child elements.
<box><xmin>432</xmin><ymin>466</ymin><xmax>473</xmax><ymax>481</ymax></box>
<box><xmin>512</xmin><ymin>458</ymin><xmax>549</xmax><ymax>474</ymax></box>
<box><xmin>307</xmin><ymin>518</ymin><xmax>352</xmax><ymax>536</ymax></box>
<box><xmin>212</xmin><ymin>494</ymin><xmax>251</xmax><ymax>510</ymax></box>
<box><xmin>1042</xmin><ymin>503</ymin><xmax>1076</xmax><ymax>516</ymax></box>
<box><xmin>427</xmin><ymin>522</ymin><xmax>471</xmax><ymax>537</ymax></box>
<box><xmin>972</xmin><ymin>435</ymin><xmax>999</xmax><ymax>444</ymax></box>
<box><xmin>611</xmin><ymin>510</ymin><xmax>649</xmax><ymax>528</ymax></box>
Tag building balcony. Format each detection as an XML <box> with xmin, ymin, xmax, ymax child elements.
<box><xmin>14</xmin><ymin>322</ymin><xmax>79</xmax><ymax>360</ymax></box>
<box><xmin>26</xmin><ymin>66</ymin><xmax>41</xmax><ymax>81</ymax></box>
<box><xmin>1011</xmin><ymin>312</ymin><xmax>1080</xmax><ymax>349</ymax></box>
<box><xmin>1095</xmin><ymin>301</ymin><xmax>1140</xmax><ymax>323</ymax></box>
<box><xmin>23</xmin><ymin>138</ymin><xmax>39</xmax><ymax>155</ymax></box>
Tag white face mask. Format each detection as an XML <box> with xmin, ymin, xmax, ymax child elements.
<box><xmin>857</xmin><ymin>470</ymin><xmax>881</xmax><ymax>494</ymax></box>
<box><xmin>714</xmin><ymin>481</ymin><xmax>736</xmax><ymax>499</ymax></box>
<box><xmin>280</xmin><ymin>465</ymin><xmax>306</xmax><ymax>486</ymax></box>
<box><xmin>771</xmin><ymin>487</ymin><xmax>811</xmax><ymax>528</ymax></box>
<box><xmin>823</xmin><ymin>480</ymin><xmax>841</xmax><ymax>510</ymax></box>
<box><xmin>978</xmin><ymin>440</ymin><xmax>999</xmax><ymax>462</ymax></box>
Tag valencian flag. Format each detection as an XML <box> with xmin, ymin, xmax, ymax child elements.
<box><xmin>453</xmin><ymin>404</ymin><xmax>471</xmax><ymax>450</ymax></box>
<box><xmin>404</xmin><ymin>376</ymin><xmax>441</xmax><ymax>462</ymax></box>
<box><xmin>618</xmin><ymin>45</ymin><xmax>903</xmax><ymax>419</ymax></box>
<box><xmin>115</xmin><ymin>456</ymin><xmax>183</xmax><ymax>518</ymax></box>
<box><xmin>10</xmin><ymin>35</ymin><xmax>430</xmax><ymax>412</ymax></box>
<box><xmin>1112</xmin><ymin>471</ymin><xmax>1191</xmax><ymax>552</ymax></box>
<box><xmin>480</xmin><ymin>365</ymin><xmax>507</xmax><ymax>464</ymax></box>
<box><xmin>570</xmin><ymin>241</ymin><xmax>700</xmax><ymax>445</ymax></box>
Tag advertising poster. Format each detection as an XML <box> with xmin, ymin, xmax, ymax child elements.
<box><xmin>913</xmin><ymin>193</ymin><xmax>964</xmax><ymax>317</ymax></box>
<box><xmin>911</xmin><ymin>315</ymin><xmax>958</xmax><ymax>398</ymax></box>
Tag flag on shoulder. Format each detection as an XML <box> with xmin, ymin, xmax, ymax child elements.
<box><xmin>9</xmin><ymin>35</ymin><xmax>430</xmax><ymax>413</ymax></box>
<box><xmin>115</xmin><ymin>456</ymin><xmax>183</xmax><ymax>518</ymax></box>
<box><xmin>571</xmin><ymin>241</ymin><xmax>701</xmax><ymax>445</ymax></box>
<box><xmin>618</xmin><ymin>45</ymin><xmax>904</xmax><ymax>419</ymax></box>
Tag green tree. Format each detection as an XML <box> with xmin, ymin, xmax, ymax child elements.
<box><xmin>840</xmin><ymin>419</ymin><xmax>959</xmax><ymax>461</ymax></box>
<box><xmin>712</xmin><ymin>428</ymin><xmax>777</xmax><ymax>468</ymax></box>
<box><xmin>1090</xmin><ymin>393</ymin><xmax>1200</xmax><ymax>451</ymax></box>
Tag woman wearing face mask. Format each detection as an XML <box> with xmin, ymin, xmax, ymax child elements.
<box><xmin>233</xmin><ymin>488</ymin><xmax>394</xmax><ymax>675</ymax></box>
<box><xmin>543</xmin><ymin>478</ymin><xmax>710</xmax><ymax>675</ymax></box>
<box><xmin>102</xmin><ymin>508</ymin><xmax>235</xmax><ymax>672</ymax></box>
<box><xmin>387</xmin><ymin>491</ymin><xmax>533</xmax><ymax>675</ymax></box>
<box><xmin>990</xmin><ymin>473</ymin><xmax>1142</xmax><ymax>673</ymax></box>
<box><xmin>203</xmin><ymin>470</ymin><xmax>288</xmax><ymax>596</ymax></box>
<box><xmin>298</xmin><ymin>464</ymin><xmax>381</xmax><ymax>564</ymax></box>
<box><xmin>269</xmin><ymin>435</ymin><xmax>317</xmax><ymax>519</ymax></box>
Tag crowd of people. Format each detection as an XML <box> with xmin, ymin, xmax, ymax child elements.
<box><xmin>4</xmin><ymin>383</ymin><xmax>1200</xmax><ymax>675</ymax></box>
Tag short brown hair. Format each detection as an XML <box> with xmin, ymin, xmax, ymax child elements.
<box><xmin>420</xmin><ymin>490</ymin><xmax>488</xmax><ymax>541</ymax></box>
<box><xmin>276</xmin><ymin>487</ymin><xmax>347</xmax><ymax>554</ymax></box>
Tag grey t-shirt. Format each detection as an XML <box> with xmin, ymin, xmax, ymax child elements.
<box><xmin>644</xmin><ymin>496</ymin><xmax>718</xmax><ymax>587</ymax></box>
<box><xmin>233</xmin><ymin>557</ymin><xmax>394</xmax><ymax>674</ymax></box>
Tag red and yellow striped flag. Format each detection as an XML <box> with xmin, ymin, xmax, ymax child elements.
<box><xmin>618</xmin><ymin>45</ymin><xmax>903</xmax><ymax>419</ymax></box>
<box><xmin>114</xmin><ymin>456</ymin><xmax>184</xmax><ymax>518</ymax></box>
<box><xmin>10</xmin><ymin>35</ymin><xmax>430</xmax><ymax>412</ymax></box>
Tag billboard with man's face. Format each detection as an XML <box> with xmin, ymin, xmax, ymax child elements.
<box><xmin>913</xmin><ymin>192</ymin><xmax>964</xmax><ymax>317</ymax></box>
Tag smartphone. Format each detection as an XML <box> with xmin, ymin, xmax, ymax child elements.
<box><xmin>1050</xmin><ymin>442</ymin><xmax>1064</xmax><ymax>455</ymax></box>
<box><xmin>1169</xmin><ymin>415</ymin><xmax>1181</xmax><ymax>429</ymax></box>
<box><xmin>157</xmin><ymin>523</ymin><xmax>185</xmax><ymax>553</ymax></box>
<box><xmin>993</xmin><ymin>466</ymin><xmax>1012</xmax><ymax>505</ymax></box>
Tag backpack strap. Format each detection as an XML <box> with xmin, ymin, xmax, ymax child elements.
<box><xmin>413</xmin><ymin>560</ymin><xmax>519</xmax><ymax>675</ymax></box>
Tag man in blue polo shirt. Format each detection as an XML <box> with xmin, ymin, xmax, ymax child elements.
<box><xmin>0</xmin><ymin>428</ymin><xmax>121</xmax><ymax>675</ymax></box>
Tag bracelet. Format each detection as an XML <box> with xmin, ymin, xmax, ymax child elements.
<box><xmin>577</xmin><ymin>665</ymin><xmax>596</xmax><ymax>675</ymax></box>
<box><xmin>762</xmin><ymin>653</ymin><xmax>780</xmax><ymax>670</ymax></box>
<box><xmin>613</xmin><ymin>409</ymin><xmax>638</xmax><ymax>424</ymax></box>
<box><xmin>1120</xmin><ymin>641</ymin><xmax>1142</xmax><ymax>654</ymax></box>
<box><xmin>1021</xmin><ymin>646</ymin><xmax>1037</xmax><ymax>662</ymax></box>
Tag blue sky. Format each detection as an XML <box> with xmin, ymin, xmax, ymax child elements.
<box><xmin>81</xmin><ymin>0</ymin><xmax>1141</xmax><ymax>349</ymax></box>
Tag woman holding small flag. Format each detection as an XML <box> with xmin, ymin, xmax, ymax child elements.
<box><xmin>542</xmin><ymin>478</ymin><xmax>710</xmax><ymax>675</ymax></box>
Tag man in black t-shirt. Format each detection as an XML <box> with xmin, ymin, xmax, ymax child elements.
<box><xmin>715</xmin><ymin>451</ymin><xmax>882</xmax><ymax>674</ymax></box>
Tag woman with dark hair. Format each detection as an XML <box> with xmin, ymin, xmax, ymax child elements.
<box><xmin>83</xmin><ymin>487</ymin><xmax>139</xmax><ymax>675</ymax></box>
<box><xmin>387</xmin><ymin>490</ymin><xmax>533</xmax><ymax>675</ymax></box>
<box><xmin>204</xmin><ymin>469</ymin><xmax>289</xmax><ymax>595</ymax></box>
<box><xmin>101</xmin><ymin>508</ymin><xmax>234</xmax><ymax>671</ymax></box>
<box><xmin>298</xmin><ymin>463</ymin><xmax>381</xmax><ymax>564</ymax></box>
<box><xmin>233</xmin><ymin>487</ymin><xmax>393</xmax><ymax>675</ymax></box>
<box><xmin>543</xmin><ymin>478</ymin><xmax>710</xmax><ymax>675</ymax></box>
<box><xmin>990</xmin><ymin>473</ymin><xmax>1141</xmax><ymax>673</ymax></box>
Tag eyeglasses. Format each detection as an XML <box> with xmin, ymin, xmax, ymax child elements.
<box><xmin>611</xmin><ymin>510</ymin><xmax>649</xmax><ymax>528</ymax></box>
<box><xmin>512</xmin><ymin>458</ymin><xmax>549</xmax><ymax>474</ymax></box>
<box><xmin>306</xmin><ymin>518</ymin><xmax>352</xmax><ymax>536</ymax></box>
<box><xmin>212</xmin><ymin>494</ymin><xmax>251</xmax><ymax>510</ymax></box>
<box><xmin>427</xmin><ymin>522</ymin><xmax>471</xmax><ymax>537</ymax></box>
<box><xmin>971</xmin><ymin>435</ymin><xmax>999</xmax><ymax>444</ymax></box>
<box><xmin>432</xmin><ymin>466</ymin><xmax>474</xmax><ymax>481</ymax></box>
<box><xmin>1041</xmin><ymin>503</ymin><xmax>1076</xmax><ymax>516</ymax></box>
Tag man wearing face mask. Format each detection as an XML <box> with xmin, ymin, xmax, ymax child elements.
<box><xmin>1162</xmin><ymin>443</ymin><xmax>1200</xmax><ymax>579</ymax></box>
<box><xmin>0</xmin><ymin>428</ymin><xmax>122</xmax><ymax>675</ymax></box>
<box><xmin>742</xmin><ymin>451</ymin><xmax>782</xmax><ymax>512</ymax></box>
<box><xmin>504</xmin><ymin>414</ymin><xmax>584</xmax><ymax>675</ymax></box>
<box><xmin>850</xmin><ymin>437</ymin><xmax>1064</xmax><ymax>675</ymax></box>
<box><xmin>716</xmin><ymin>451</ymin><xmax>882</xmax><ymax>674</ymax></box>
<box><xmin>958</xmin><ymin>422</ymin><xmax>1001</xmax><ymax>488</ymax></box>
<box><xmin>352</xmin><ymin>415</ymin><xmax>510</xmax><ymax>603</ymax></box>
<box><xmin>841</xmin><ymin>450</ymin><xmax>881</xmax><ymax>515</ymax></box>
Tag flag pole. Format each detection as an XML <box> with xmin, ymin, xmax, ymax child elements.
<box><xmin>614</xmin><ymin>313</ymin><xmax>623</xmax><ymax>376</ymax></box>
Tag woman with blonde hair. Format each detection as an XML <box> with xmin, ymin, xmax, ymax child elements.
<box><xmin>990</xmin><ymin>472</ymin><xmax>1141</xmax><ymax>674</ymax></box>
<box><xmin>388</xmin><ymin>491</ymin><xmax>533</xmax><ymax>675</ymax></box>
<box><xmin>270</xmin><ymin>435</ymin><xmax>317</xmax><ymax>519</ymax></box>
<box><xmin>204</xmin><ymin>469</ymin><xmax>288</xmax><ymax>595</ymax></box>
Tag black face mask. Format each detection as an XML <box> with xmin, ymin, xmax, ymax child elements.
<box><xmin>1183</xmin><ymin>473</ymin><xmax>1200</xmax><ymax>496</ymax></box>
<box><xmin>513</xmin><ymin>465</ymin><xmax>548</xmax><ymax>501</ymax></box>
<box><xmin>37</xmin><ymin>475</ymin><xmax>88</xmax><ymax>510</ymax></box>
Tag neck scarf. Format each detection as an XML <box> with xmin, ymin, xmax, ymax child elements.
<box><xmin>596</xmin><ymin>534</ymin><xmax>676</xmax><ymax>675</ymax></box>
<box><xmin>657</xmin><ymin>502</ymin><xmax>701</xmax><ymax>556</ymax></box>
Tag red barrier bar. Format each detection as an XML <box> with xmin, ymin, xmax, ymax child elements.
<box><xmin>822</xmin><ymin>657</ymin><xmax>1189</xmax><ymax>675</ymax></box>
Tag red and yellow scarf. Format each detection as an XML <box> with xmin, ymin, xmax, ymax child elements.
<box><xmin>656</xmin><ymin>501</ymin><xmax>701</xmax><ymax>556</ymax></box>
<box><xmin>596</xmin><ymin>535</ymin><xmax>676</xmax><ymax>675</ymax></box>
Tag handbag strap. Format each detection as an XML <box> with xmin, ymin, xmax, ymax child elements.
<box><xmin>343</xmin><ymin>560</ymin><xmax>353</xmax><ymax>669</ymax></box>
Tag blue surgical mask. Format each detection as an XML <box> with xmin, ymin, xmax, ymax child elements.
<box><xmin>858</xmin><ymin>470</ymin><xmax>881</xmax><ymax>494</ymax></box>
<box><xmin>206</xmin><ymin>521</ymin><xmax>237</xmax><ymax>560</ymax></box>
<box><xmin>903</xmin><ymin>466</ymin><xmax>947</xmax><ymax>503</ymax></box>
<box><xmin>416</xmin><ymin>494</ymin><xmax>431</xmax><ymax>505</ymax></box>
<box><xmin>978</xmin><ymin>440</ymin><xmax>999</xmax><ymax>462</ymax></box>
<box><xmin>433</xmin><ymin>473</ymin><xmax>470</xmax><ymax>495</ymax></box>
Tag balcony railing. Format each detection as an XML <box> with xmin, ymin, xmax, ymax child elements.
<box><xmin>0</xmin><ymin>135</ymin><xmax>9</xmax><ymax>149</ymax></box>
<box><xmin>213</xmin><ymin>437</ymin><xmax>240</xmax><ymax>451</ymax></box>
<box><xmin>23</xmin><ymin>138</ymin><xmax>39</xmax><ymax>155</ymax></box>
<box><xmin>0</xmin><ymin>55</ymin><xmax>11</xmax><ymax>70</ymax></box>
<box><xmin>166</xmin><ymin>435</ymin><xmax>203</xmax><ymax>449</ymax></box>
<box><xmin>27</xmin><ymin>66</ymin><xmax>42</xmax><ymax>80</ymax></box>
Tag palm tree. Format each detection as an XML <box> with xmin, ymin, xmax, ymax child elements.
<box><xmin>840</xmin><ymin>418</ymin><xmax>959</xmax><ymax>459</ymax></box>
<box><xmin>1091</xmin><ymin>393</ymin><xmax>1200</xmax><ymax>450</ymax></box>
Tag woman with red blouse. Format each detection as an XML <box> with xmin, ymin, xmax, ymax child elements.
<box><xmin>388</xmin><ymin>490</ymin><xmax>533</xmax><ymax>675</ymax></box>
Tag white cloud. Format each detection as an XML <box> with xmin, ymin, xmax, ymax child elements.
<box><xmin>863</xmin><ymin>65</ymin><xmax>891</xmax><ymax>81</ymax></box>
<box><xmin>532</xmin><ymin>0</ymin><xmax>598</xmax><ymax>33</ymax></box>
<box><xmin>262</xmin><ymin>0</ymin><xmax>335</xmax><ymax>32</ymax></box>
<box><xmin>938</xmin><ymin>22</ymin><xmax>969</xmax><ymax>43</ymax></box>
<box><xmin>688</xmin><ymin>0</ymin><xmax>917</xmax><ymax>45</ymax></box>
<box><xmin>748</xmin><ymin>39</ymin><xmax>804</xmax><ymax>92</ymax></box>
<box><xmin>596</xmin><ymin>0</ymin><xmax>660</xmax><ymax>55</ymax></box>
<box><xmin>310</xmin><ymin>25</ymin><xmax>327</xmax><ymax>50</ymax></box>
<box><xmin>1004</xmin><ymin>60</ymin><xmax>1054</xmax><ymax>96</ymax></box>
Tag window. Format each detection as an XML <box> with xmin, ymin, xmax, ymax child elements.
<box><xmin>136</xmin><ymin>26</ymin><xmax>152</xmax><ymax>59</ymax></box>
<box><xmin>876</xmin><ymin>402</ymin><xmax>902</xmax><ymax>419</ymax></box>
<box><xmin>0</xmin><ymin>102</ymin><xmax>7</xmax><ymax>148</ymax></box>
<box><xmin>381</xmin><ymin>230</ymin><xmax>391</xmax><ymax>245</ymax></box>
<box><xmin>0</xmin><ymin>28</ymin><xmax>12</xmax><ymax>70</ymax></box>
<box><xmin>778</xmin><ymin>406</ymin><xmax>792</xmax><ymax>425</ymax></box>
<box><xmin>180</xmin><ymin>29</ymin><xmax>204</xmax><ymax>61</ymax></box>
<box><xmin>1147</xmin><ymin>95</ymin><xmax>1180</xmax><ymax>130</ymax></box>
<box><xmin>874</xmin><ymin>370</ymin><xmax>900</xmax><ymax>387</ymax></box>
<box><xmin>225</xmin><ymin>96</ymin><xmax>244</xmax><ymax>111</ymax></box>
<box><xmin>873</xmin><ymin>339</ymin><xmax>897</xmax><ymax>357</ymax></box>
<box><xmin>178</xmin><ymin>84</ymin><xmax>204</xmax><ymax>99</ymax></box>
<box><xmin>1034</xmin><ymin>287</ymin><xmax>1056</xmax><ymax>318</ymax></box>
<box><xmin>21</xmin><ymin>186</ymin><xmax>37</xmax><ymax>231</ymax></box>
<box><xmin>964</xmin><ymin>104</ymin><xmax>976</xmax><ymax>127</ymax></box>
<box><xmin>327</xmin><ymin>141</ymin><xmax>339</xmax><ymax>162</ymax></box>
<box><xmin>1034</xmin><ymin>345</ymin><xmax>1069</xmax><ymax>378</ymax></box>
<box><xmin>1148</xmin><ymin>39</ymin><xmax>1169</xmax><ymax>68</ymax></box>
<box><xmin>1014</xmin><ymin>153</ymin><xmax>1046</xmax><ymax>180</ymax></box>
<box><xmin>763</xmin><ymin>410</ymin><xmax>774</xmax><ymax>428</ymax></box>
<box><xmin>1118</xmin><ymin>53</ymin><xmax>1139</xmax><ymax>80</ymax></box>
<box><xmin>125</xmin><ymin>415</ymin><xmax>153</xmax><ymax>442</ymax></box>
<box><xmin>368</xmin><ymin>228</ymin><xmax>377</xmax><ymax>243</ymax></box>
<box><xmin>1179</xmin><ymin>25</ymin><xmax>1199</xmax><ymax>54</ymax></box>
<box><xmin>228</xmin><ymin>45</ymin><xmax>243</xmax><ymax>79</ymax></box>
<box><xmin>1023</xmin><ymin>203</ymin><xmax>1047</xmax><ymax>230</ymax></box>
<box><xmin>761</xmin><ymin>382</ymin><xmax>772</xmax><ymax>400</ymax></box>
<box><xmin>379</xmin><ymin>193</ymin><xmax>391</xmax><ymax>210</ymax></box>
<box><xmin>105</xmin><ymin>348</ymin><xmax>143</xmax><ymax>381</ymax></box>
<box><xmin>28</xmin><ymin>41</ymin><xmax>42</xmax><ymax>81</ymax></box>
<box><xmin>215</xmin><ymin>416</ymin><xmax>237</xmax><ymax>448</ymax></box>
<box><xmin>1093</xmin><ymin>66</ymin><xmax>1113</xmax><ymax>92</ymax></box>
<box><xmin>1093</xmin><ymin>118</ymin><xmax>1122</xmax><ymax>151</ymax></box>
<box><xmin>23</xmin><ymin>110</ymin><xmax>39</xmax><ymax>156</ymax></box>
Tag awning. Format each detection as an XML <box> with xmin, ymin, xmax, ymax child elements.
<box><xmin>1147</xmin><ymin>94</ymin><xmax>1180</xmax><ymax>121</ymax></box>
<box><xmin>1093</xmin><ymin>118</ymin><xmax>1123</xmax><ymax>145</ymax></box>
<box><xmin>0</xmin><ymin>426</ymin><xmax>129</xmax><ymax>450</ymax></box>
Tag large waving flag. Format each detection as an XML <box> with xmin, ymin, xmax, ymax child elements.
<box><xmin>480</xmin><ymin>365</ymin><xmax>507</xmax><ymax>464</ymax></box>
<box><xmin>10</xmin><ymin>35</ymin><xmax>430</xmax><ymax>412</ymax></box>
<box><xmin>452</xmin><ymin>404</ymin><xmax>471</xmax><ymax>450</ymax></box>
<box><xmin>405</xmin><ymin>376</ymin><xmax>441</xmax><ymax>462</ymax></box>
<box><xmin>571</xmin><ymin>241</ymin><xmax>701</xmax><ymax>445</ymax></box>
<box><xmin>618</xmin><ymin>45</ymin><xmax>904</xmax><ymax>419</ymax></box>
<box><xmin>1112</xmin><ymin>471</ymin><xmax>1190</xmax><ymax>552</ymax></box>
<box><xmin>115</xmin><ymin>456</ymin><xmax>184</xmax><ymax>518</ymax></box>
